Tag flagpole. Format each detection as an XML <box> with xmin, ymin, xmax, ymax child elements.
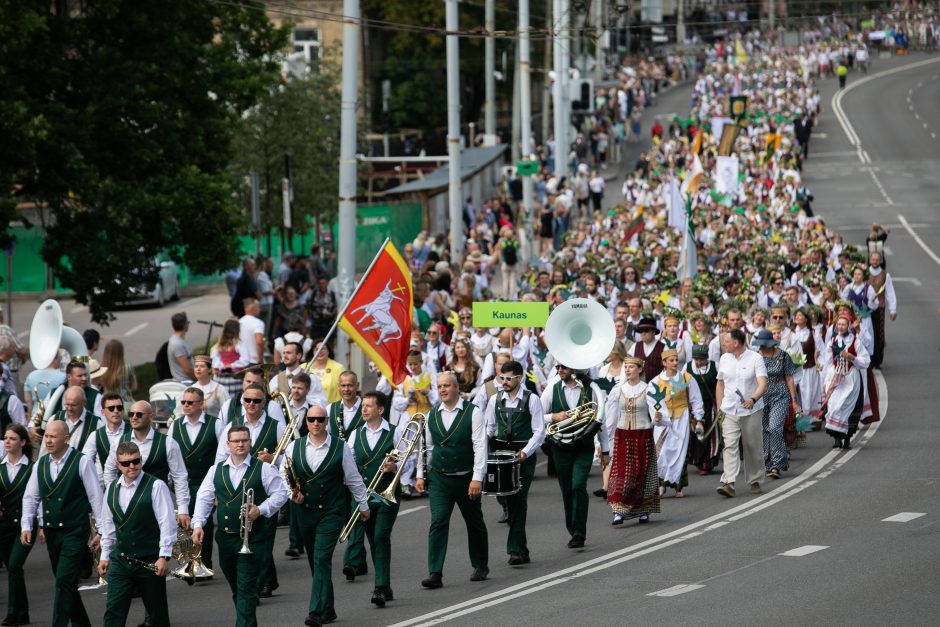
<box><xmin>305</xmin><ymin>237</ymin><xmax>394</xmax><ymax>367</ymax></box>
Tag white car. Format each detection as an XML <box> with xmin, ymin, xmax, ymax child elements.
<box><xmin>100</xmin><ymin>259</ymin><xmax>182</xmax><ymax>307</ymax></box>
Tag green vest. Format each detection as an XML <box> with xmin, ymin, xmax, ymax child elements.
<box><xmin>291</xmin><ymin>436</ymin><xmax>346</xmax><ymax>513</ymax></box>
<box><xmin>351</xmin><ymin>425</ymin><xmax>397</xmax><ymax>499</ymax></box>
<box><xmin>94</xmin><ymin>425</ymin><xmax>123</xmax><ymax>468</ymax></box>
<box><xmin>230</xmin><ymin>414</ymin><xmax>279</xmax><ymax>457</ymax></box>
<box><xmin>121</xmin><ymin>429</ymin><xmax>169</xmax><ymax>483</ymax></box>
<box><xmin>173</xmin><ymin>414</ymin><xmax>220</xmax><ymax>488</ymax></box>
<box><xmin>39</xmin><ymin>450</ymin><xmax>91</xmax><ymax>529</ymax></box>
<box><xmin>213</xmin><ymin>457</ymin><xmax>268</xmax><ymax>537</ymax></box>
<box><xmin>0</xmin><ymin>460</ymin><xmax>32</xmax><ymax>528</ymax></box>
<box><xmin>427</xmin><ymin>401</ymin><xmax>476</xmax><ymax>474</ymax></box>
<box><xmin>686</xmin><ymin>361</ymin><xmax>718</xmax><ymax>415</ymax></box>
<box><xmin>51</xmin><ymin>385</ymin><xmax>98</xmax><ymax>416</ymax></box>
<box><xmin>0</xmin><ymin>392</ymin><xmax>10</xmax><ymax>433</ymax></box>
<box><xmin>107</xmin><ymin>473</ymin><xmax>160</xmax><ymax>559</ymax></box>
<box><xmin>494</xmin><ymin>390</ymin><xmax>534</xmax><ymax>444</ymax></box>
<box><xmin>328</xmin><ymin>400</ymin><xmax>363</xmax><ymax>442</ymax></box>
<box><xmin>226</xmin><ymin>394</ymin><xmax>242</xmax><ymax>423</ymax></box>
<box><xmin>550</xmin><ymin>380</ymin><xmax>593</xmax><ymax>413</ymax></box>
<box><xmin>54</xmin><ymin>411</ymin><xmax>99</xmax><ymax>452</ymax></box>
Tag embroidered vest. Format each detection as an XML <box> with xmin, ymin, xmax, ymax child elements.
<box><xmin>214</xmin><ymin>458</ymin><xmax>268</xmax><ymax>536</ymax></box>
<box><xmin>291</xmin><ymin>437</ymin><xmax>346</xmax><ymax>513</ymax></box>
<box><xmin>661</xmin><ymin>372</ymin><xmax>693</xmax><ymax>418</ymax></box>
<box><xmin>869</xmin><ymin>271</ymin><xmax>887</xmax><ymax>307</ymax></box>
<box><xmin>107</xmin><ymin>473</ymin><xmax>160</xmax><ymax>559</ymax></box>
<box><xmin>427</xmin><ymin>402</ymin><xmax>476</xmax><ymax>474</ymax></box>
<box><xmin>121</xmin><ymin>430</ymin><xmax>169</xmax><ymax>482</ymax></box>
<box><xmin>634</xmin><ymin>341</ymin><xmax>665</xmax><ymax>382</ymax></box>
<box><xmin>0</xmin><ymin>460</ymin><xmax>32</xmax><ymax>527</ymax></box>
<box><xmin>172</xmin><ymin>415</ymin><xmax>220</xmax><ymax>487</ymax></box>
<box><xmin>39</xmin><ymin>451</ymin><xmax>90</xmax><ymax>529</ymax></box>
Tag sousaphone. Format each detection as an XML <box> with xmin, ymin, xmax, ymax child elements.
<box><xmin>29</xmin><ymin>299</ymin><xmax>87</xmax><ymax>368</ymax></box>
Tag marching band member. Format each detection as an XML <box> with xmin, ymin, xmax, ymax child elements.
<box><xmin>192</xmin><ymin>425</ymin><xmax>288</xmax><ymax>627</ymax></box>
<box><xmin>192</xmin><ymin>355</ymin><xmax>230</xmax><ymax>418</ymax></box>
<box><xmin>215</xmin><ymin>384</ymin><xmax>286</xmax><ymax>599</ymax></box>
<box><xmin>284</xmin><ymin>373</ymin><xmax>313</xmax><ymax>560</ymax></box>
<box><xmin>20</xmin><ymin>421</ymin><xmax>104</xmax><ymax>627</ymax></box>
<box><xmin>1</xmin><ymin>425</ymin><xmax>34</xmax><ymax>626</ymax></box>
<box><xmin>102</xmin><ymin>401</ymin><xmax>191</xmax><ymax>530</ymax></box>
<box><xmin>268</xmin><ymin>342</ymin><xmax>327</xmax><ymax>409</ymax></box>
<box><xmin>98</xmin><ymin>442</ymin><xmax>177</xmax><ymax>627</ymax></box>
<box><xmin>327</xmin><ymin>371</ymin><xmax>364</xmax><ymax>444</ymax></box>
<box><xmin>45</xmin><ymin>387</ymin><xmax>102</xmax><ymax>458</ymax></box>
<box><xmin>472</xmin><ymin>350</ymin><xmax>512</xmax><ymax>523</ymax></box>
<box><xmin>603</xmin><ymin>357</ymin><xmax>659</xmax><ymax>524</ymax></box>
<box><xmin>281</xmin><ymin>405</ymin><xmax>369</xmax><ymax>627</ymax></box>
<box><xmin>647</xmin><ymin>349</ymin><xmax>704</xmax><ymax>498</ymax></box>
<box><xmin>218</xmin><ymin>367</ymin><xmax>286</xmax><ymax>427</ymax></box>
<box><xmin>540</xmin><ymin>364</ymin><xmax>607</xmax><ymax>549</ymax></box>
<box><xmin>344</xmin><ymin>392</ymin><xmax>410</xmax><ymax>608</ymax></box>
<box><xmin>82</xmin><ymin>392</ymin><xmax>127</xmax><ymax>481</ymax></box>
<box><xmin>169</xmin><ymin>387</ymin><xmax>225</xmax><ymax>572</ymax></box>
<box><xmin>417</xmin><ymin>372</ymin><xmax>488</xmax><ymax>589</ymax></box>
<box><xmin>483</xmin><ymin>361</ymin><xmax>545</xmax><ymax>566</ymax></box>
<box><xmin>33</xmin><ymin>360</ymin><xmax>103</xmax><ymax>440</ymax></box>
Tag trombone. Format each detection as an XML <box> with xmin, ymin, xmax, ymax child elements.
<box><xmin>269</xmin><ymin>390</ymin><xmax>301</xmax><ymax>459</ymax></box>
<box><xmin>338</xmin><ymin>413</ymin><xmax>425</xmax><ymax>543</ymax></box>
<box><xmin>238</xmin><ymin>481</ymin><xmax>255</xmax><ymax>554</ymax></box>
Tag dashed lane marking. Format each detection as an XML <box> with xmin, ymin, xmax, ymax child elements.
<box><xmin>780</xmin><ymin>545</ymin><xmax>829</xmax><ymax>557</ymax></box>
<box><xmin>898</xmin><ymin>214</ymin><xmax>940</xmax><ymax>267</ymax></box>
<box><xmin>882</xmin><ymin>512</ymin><xmax>926</xmax><ymax>523</ymax></box>
<box><xmin>122</xmin><ymin>322</ymin><xmax>149</xmax><ymax>338</ymax></box>
<box><xmin>647</xmin><ymin>584</ymin><xmax>706</xmax><ymax>597</ymax></box>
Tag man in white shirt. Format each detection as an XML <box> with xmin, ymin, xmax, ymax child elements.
<box><xmin>218</xmin><ymin>367</ymin><xmax>286</xmax><ymax>426</ymax></box>
<box><xmin>82</xmin><ymin>392</ymin><xmax>127</xmax><ymax>480</ymax></box>
<box><xmin>715</xmin><ymin>329</ymin><xmax>768</xmax><ymax>498</ymax></box>
<box><xmin>45</xmin><ymin>386</ymin><xmax>102</xmax><ymax>458</ymax></box>
<box><xmin>417</xmin><ymin>372</ymin><xmax>488</xmax><ymax>589</ymax></box>
<box><xmin>268</xmin><ymin>342</ymin><xmax>327</xmax><ymax>409</ymax></box>
<box><xmin>239</xmin><ymin>298</ymin><xmax>266</xmax><ymax>365</ymax></box>
<box><xmin>98</xmin><ymin>441</ymin><xmax>177</xmax><ymax>627</ymax></box>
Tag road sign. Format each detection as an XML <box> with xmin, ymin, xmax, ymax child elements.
<box><xmin>516</xmin><ymin>160</ymin><xmax>539</xmax><ymax>176</ymax></box>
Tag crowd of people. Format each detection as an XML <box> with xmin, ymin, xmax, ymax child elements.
<box><xmin>0</xmin><ymin>6</ymin><xmax>931</xmax><ymax>626</ymax></box>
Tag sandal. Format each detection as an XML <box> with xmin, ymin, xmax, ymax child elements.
<box><xmin>768</xmin><ymin>468</ymin><xmax>781</xmax><ymax>479</ymax></box>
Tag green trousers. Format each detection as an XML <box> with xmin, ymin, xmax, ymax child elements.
<box><xmin>298</xmin><ymin>507</ymin><xmax>343</xmax><ymax>616</ymax></box>
<box><xmin>343</xmin><ymin>497</ymin><xmax>398</xmax><ymax>587</ymax></box>
<box><xmin>550</xmin><ymin>444</ymin><xmax>594</xmax><ymax>541</ymax></box>
<box><xmin>505</xmin><ymin>454</ymin><xmax>536</xmax><ymax>556</ymax></box>
<box><xmin>255</xmin><ymin>518</ymin><xmax>278</xmax><ymax>592</ymax></box>
<box><xmin>0</xmin><ymin>523</ymin><xmax>33</xmax><ymax>621</ymax></box>
<box><xmin>215</xmin><ymin>530</ymin><xmax>264</xmax><ymax>627</ymax></box>
<box><xmin>427</xmin><ymin>469</ymin><xmax>488</xmax><ymax>575</ymax></box>
<box><xmin>188</xmin><ymin>482</ymin><xmax>214</xmax><ymax>568</ymax></box>
<box><xmin>103</xmin><ymin>555</ymin><xmax>169</xmax><ymax>627</ymax></box>
<box><xmin>44</xmin><ymin>526</ymin><xmax>92</xmax><ymax>627</ymax></box>
<box><xmin>288</xmin><ymin>501</ymin><xmax>302</xmax><ymax>550</ymax></box>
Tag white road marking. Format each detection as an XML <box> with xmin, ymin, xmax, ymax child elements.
<box><xmin>647</xmin><ymin>584</ymin><xmax>705</xmax><ymax>597</ymax></box>
<box><xmin>867</xmin><ymin>168</ymin><xmax>893</xmax><ymax>205</ymax></box>
<box><xmin>892</xmin><ymin>277</ymin><xmax>923</xmax><ymax>286</ymax></box>
<box><xmin>907</xmin><ymin>97</ymin><xmax>911</xmax><ymax>103</ymax></box>
<box><xmin>814</xmin><ymin>132</ymin><xmax>828</xmax><ymax>139</ymax></box>
<box><xmin>175</xmin><ymin>296</ymin><xmax>204</xmax><ymax>308</ymax></box>
<box><xmin>398</xmin><ymin>505</ymin><xmax>428</xmax><ymax>517</ymax></box>
<box><xmin>883</xmin><ymin>245</ymin><xmax>893</xmax><ymax>256</ymax></box>
<box><xmin>924</xmin><ymin>123</ymin><xmax>929</xmax><ymax>129</ymax></box>
<box><xmin>882</xmin><ymin>512</ymin><xmax>926</xmax><ymax>523</ymax></box>
<box><xmin>16</xmin><ymin>330</ymin><xmax>29</xmax><ymax>339</ymax></box>
<box><xmin>123</xmin><ymin>322</ymin><xmax>149</xmax><ymax>338</ymax></box>
<box><xmin>933</xmin><ymin>133</ymin><xmax>938</xmax><ymax>139</ymax></box>
<box><xmin>71</xmin><ymin>305</ymin><xmax>86</xmax><ymax>314</ymax></box>
<box><xmin>914</xmin><ymin>113</ymin><xmax>919</xmax><ymax>118</ymax></box>
<box><xmin>898</xmin><ymin>213</ymin><xmax>940</xmax><ymax>267</ymax></box>
<box><xmin>837</xmin><ymin>222</ymin><xmax>928</xmax><ymax>230</ymax></box>
<box><xmin>779</xmin><ymin>545</ymin><xmax>829</xmax><ymax>557</ymax></box>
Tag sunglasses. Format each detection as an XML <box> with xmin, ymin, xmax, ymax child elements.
<box><xmin>306</xmin><ymin>414</ymin><xmax>328</xmax><ymax>423</ymax></box>
<box><xmin>118</xmin><ymin>458</ymin><xmax>142</xmax><ymax>468</ymax></box>
<box><xmin>105</xmin><ymin>405</ymin><xmax>124</xmax><ymax>412</ymax></box>
<box><xmin>499</xmin><ymin>375</ymin><xmax>521</xmax><ymax>382</ymax></box>
<box><xmin>128</xmin><ymin>411</ymin><xmax>147</xmax><ymax>419</ymax></box>
<box><xmin>771</xmin><ymin>315</ymin><xmax>786</xmax><ymax>319</ymax></box>
<box><xmin>180</xmin><ymin>399</ymin><xmax>201</xmax><ymax>405</ymax></box>
<box><xmin>242</xmin><ymin>397</ymin><xmax>264</xmax><ymax>405</ymax></box>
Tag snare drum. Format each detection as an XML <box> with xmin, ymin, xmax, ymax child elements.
<box><xmin>483</xmin><ymin>450</ymin><xmax>521</xmax><ymax>496</ymax></box>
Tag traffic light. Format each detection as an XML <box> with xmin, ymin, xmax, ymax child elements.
<box><xmin>570</xmin><ymin>78</ymin><xmax>594</xmax><ymax>113</ymax></box>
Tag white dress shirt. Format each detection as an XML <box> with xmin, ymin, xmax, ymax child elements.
<box><xmin>484</xmin><ymin>388</ymin><xmax>546</xmax><ymax>459</ymax></box>
<box><xmin>215</xmin><ymin>413</ymin><xmax>287</xmax><ymax>464</ymax></box>
<box><xmin>268</xmin><ymin>366</ymin><xmax>328</xmax><ymax>409</ymax></box>
<box><xmin>326</xmin><ymin>397</ymin><xmax>362</xmax><ymax>438</ymax></box>
<box><xmin>282</xmin><ymin>435</ymin><xmax>369</xmax><ymax>511</ymax></box>
<box><xmin>98</xmin><ymin>473</ymin><xmax>177</xmax><ymax>561</ymax></box>
<box><xmin>169</xmin><ymin>412</ymin><xmax>227</xmax><ymax>448</ymax></box>
<box><xmin>21</xmin><ymin>447</ymin><xmax>104</xmax><ymax>532</ymax></box>
<box><xmin>102</xmin><ymin>427</ymin><xmax>191</xmax><ymax>515</ymax></box>
<box><xmin>191</xmin><ymin>455</ymin><xmax>289</xmax><ymax>529</ymax></box>
<box><xmin>418</xmin><ymin>399</ymin><xmax>487</xmax><ymax>482</ymax></box>
<box><xmin>346</xmin><ymin>419</ymin><xmax>415</xmax><ymax>480</ymax></box>
<box><xmin>218</xmin><ymin>397</ymin><xmax>286</xmax><ymax>426</ymax></box>
<box><xmin>39</xmin><ymin>410</ymin><xmax>103</xmax><ymax>456</ymax></box>
<box><xmin>717</xmin><ymin>348</ymin><xmax>768</xmax><ymax>415</ymax></box>
<box><xmin>81</xmin><ymin>420</ymin><xmax>126</xmax><ymax>481</ymax></box>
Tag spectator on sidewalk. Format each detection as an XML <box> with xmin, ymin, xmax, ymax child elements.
<box><xmin>168</xmin><ymin>312</ymin><xmax>196</xmax><ymax>383</ymax></box>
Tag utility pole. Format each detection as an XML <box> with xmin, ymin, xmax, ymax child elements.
<box><xmin>542</xmin><ymin>0</ymin><xmax>552</xmax><ymax>147</ymax></box>
<box><xmin>676</xmin><ymin>0</ymin><xmax>685</xmax><ymax>47</ymax></box>
<box><xmin>519</xmin><ymin>0</ymin><xmax>533</xmax><ymax>263</ymax></box>
<box><xmin>553</xmin><ymin>0</ymin><xmax>570</xmax><ymax>175</ymax></box>
<box><xmin>484</xmin><ymin>0</ymin><xmax>496</xmax><ymax>146</ymax></box>
<box><xmin>337</xmin><ymin>0</ymin><xmax>359</xmax><ymax>315</ymax></box>
<box><xmin>445</xmin><ymin>0</ymin><xmax>464</xmax><ymax>263</ymax></box>
<box><xmin>594</xmin><ymin>0</ymin><xmax>604</xmax><ymax>85</ymax></box>
<box><xmin>560</xmin><ymin>0</ymin><xmax>570</xmax><ymax>175</ymax></box>
<box><xmin>769</xmin><ymin>0</ymin><xmax>776</xmax><ymax>31</ymax></box>
<box><xmin>511</xmin><ymin>43</ymin><xmax>521</xmax><ymax>164</ymax></box>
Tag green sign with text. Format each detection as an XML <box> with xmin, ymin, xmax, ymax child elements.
<box><xmin>472</xmin><ymin>302</ymin><xmax>549</xmax><ymax>328</ymax></box>
<box><xmin>516</xmin><ymin>160</ymin><xmax>539</xmax><ymax>176</ymax></box>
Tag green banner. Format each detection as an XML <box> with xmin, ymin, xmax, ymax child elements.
<box><xmin>729</xmin><ymin>95</ymin><xmax>748</xmax><ymax>122</ymax></box>
<box><xmin>473</xmin><ymin>301</ymin><xmax>549</xmax><ymax>327</ymax></box>
<box><xmin>516</xmin><ymin>160</ymin><xmax>539</xmax><ymax>176</ymax></box>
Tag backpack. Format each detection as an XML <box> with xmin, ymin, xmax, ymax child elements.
<box><xmin>501</xmin><ymin>240</ymin><xmax>518</xmax><ymax>266</ymax></box>
<box><xmin>155</xmin><ymin>342</ymin><xmax>172</xmax><ymax>381</ymax></box>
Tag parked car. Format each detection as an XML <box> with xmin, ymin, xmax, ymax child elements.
<box><xmin>95</xmin><ymin>258</ymin><xmax>182</xmax><ymax>308</ymax></box>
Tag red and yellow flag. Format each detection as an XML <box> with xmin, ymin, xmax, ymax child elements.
<box><xmin>338</xmin><ymin>240</ymin><xmax>414</xmax><ymax>385</ymax></box>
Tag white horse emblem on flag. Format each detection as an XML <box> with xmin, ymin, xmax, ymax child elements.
<box><xmin>350</xmin><ymin>279</ymin><xmax>406</xmax><ymax>344</ymax></box>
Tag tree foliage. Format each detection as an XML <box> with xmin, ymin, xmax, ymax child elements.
<box><xmin>229</xmin><ymin>50</ymin><xmax>342</xmax><ymax>246</ymax></box>
<box><xmin>0</xmin><ymin>0</ymin><xmax>288</xmax><ymax>323</ymax></box>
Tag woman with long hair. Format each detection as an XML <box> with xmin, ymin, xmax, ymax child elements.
<box><xmin>445</xmin><ymin>337</ymin><xmax>481</xmax><ymax>400</ymax></box>
<box><xmin>97</xmin><ymin>339</ymin><xmax>137</xmax><ymax>403</ymax></box>
<box><xmin>211</xmin><ymin>319</ymin><xmax>249</xmax><ymax>396</ymax></box>
<box><xmin>0</xmin><ymin>424</ymin><xmax>35</xmax><ymax>626</ymax></box>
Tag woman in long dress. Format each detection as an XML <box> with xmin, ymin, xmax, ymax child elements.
<box><xmin>792</xmin><ymin>307</ymin><xmax>822</xmax><ymax>418</ymax></box>
<box><xmin>820</xmin><ymin>312</ymin><xmax>870</xmax><ymax>449</ymax></box>
<box><xmin>604</xmin><ymin>357</ymin><xmax>660</xmax><ymax>525</ymax></box>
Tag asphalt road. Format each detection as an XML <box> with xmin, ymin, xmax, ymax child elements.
<box><xmin>7</xmin><ymin>55</ymin><xmax>940</xmax><ymax>626</ymax></box>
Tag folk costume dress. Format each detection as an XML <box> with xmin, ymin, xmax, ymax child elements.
<box><xmin>603</xmin><ymin>381</ymin><xmax>660</xmax><ymax>519</ymax></box>
<box><xmin>820</xmin><ymin>332</ymin><xmax>870</xmax><ymax>444</ymax></box>
<box><xmin>685</xmin><ymin>359</ymin><xmax>721</xmax><ymax>473</ymax></box>
<box><xmin>646</xmin><ymin>370</ymin><xmax>703</xmax><ymax>490</ymax></box>
<box><xmin>792</xmin><ymin>325</ymin><xmax>823</xmax><ymax>417</ymax></box>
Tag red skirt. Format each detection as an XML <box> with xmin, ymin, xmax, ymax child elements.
<box><xmin>608</xmin><ymin>428</ymin><xmax>661</xmax><ymax>517</ymax></box>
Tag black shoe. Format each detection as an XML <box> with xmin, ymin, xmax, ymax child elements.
<box><xmin>304</xmin><ymin>614</ymin><xmax>322</xmax><ymax>627</ymax></box>
<box><xmin>421</xmin><ymin>572</ymin><xmax>443</xmax><ymax>589</ymax></box>
<box><xmin>638</xmin><ymin>514</ymin><xmax>650</xmax><ymax>524</ymax></box>
<box><xmin>843</xmin><ymin>441</ymin><xmax>852</xmax><ymax>450</ymax></box>
<box><xmin>342</xmin><ymin>564</ymin><xmax>357</xmax><ymax>581</ymax></box>
<box><xmin>832</xmin><ymin>440</ymin><xmax>843</xmax><ymax>449</ymax></box>
<box><xmin>567</xmin><ymin>538</ymin><xmax>585</xmax><ymax>549</ymax></box>
<box><xmin>4</xmin><ymin>618</ymin><xmax>30</xmax><ymax>627</ymax></box>
<box><xmin>497</xmin><ymin>507</ymin><xmax>509</xmax><ymax>524</ymax></box>
<box><xmin>593</xmin><ymin>488</ymin><xmax>608</xmax><ymax>498</ymax></box>
<box><xmin>259</xmin><ymin>585</ymin><xmax>274</xmax><ymax>598</ymax></box>
<box><xmin>285</xmin><ymin>545</ymin><xmax>301</xmax><ymax>558</ymax></box>
<box><xmin>371</xmin><ymin>587</ymin><xmax>387</xmax><ymax>607</ymax></box>
<box><xmin>508</xmin><ymin>553</ymin><xmax>525</xmax><ymax>566</ymax></box>
<box><xmin>470</xmin><ymin>567</ymin><xmax>489</xmax><ymax>581</ymax></box>
<box><xmin>381</xmin><ymin>586</ymin><xmax>394</xmax><ymax>600</ymax></box>
<box><xmin>137</xmin><ymin>621</ymin><xmax>151</xmax><ymax>627</ymax></box>
<box><xmin>321</xmin><ymin>609</ymin><xmax>337</xmax><ymax>623</ymax></box>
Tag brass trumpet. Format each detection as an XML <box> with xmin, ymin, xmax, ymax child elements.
<box><xmin>238</xmin><ymin>482</ymin><xmax>254</xmax><ymax>555</ymax></box>
<box><xmin>338</xmin><ymin>413</ymin><xmax>425</xmax><ymax>543</ymax></box>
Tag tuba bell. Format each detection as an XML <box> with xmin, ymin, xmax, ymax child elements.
<box><xmin>28</xmin><ymin>299</ymin><xmax>89</xmax><ymax>431</ymax></box>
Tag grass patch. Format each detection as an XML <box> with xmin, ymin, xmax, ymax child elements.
<box><xmin>135</xmin><ymin>362</ymin><xmax>160</xmax><ymax>394</ymax></box>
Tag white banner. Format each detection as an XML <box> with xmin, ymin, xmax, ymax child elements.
<box><xmin>711</xmin><ymin>116</ymin><xmax>734</xmax><ymax>142</ymax></box>
<box><xmin>715</xmin><ymin>156</ymin><xmax>739</xmax><ymax>194</ymax></box>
